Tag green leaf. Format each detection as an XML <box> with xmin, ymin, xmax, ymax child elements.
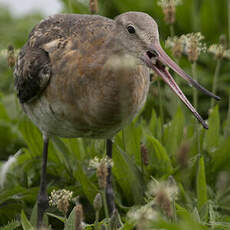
<box><xmin>175</xmin><ymin>203</ymin><xmax>191</xmax><ymax>218</ymax></box>
<box><xmin>196</xmin><ymin>157</ymin><xmax>208</xmax><ymax>211</ymax></box>
<box><xmin>203</xmin><ymin>105</ymin><xmax>220</xmax><ymax>152</ymax></box>
<box><xmin>211</xmin><ymin>137</ymin><xmax>230</xmax><ymax>174</ymax></box>
<box><xmin>46</xmin><ymin>212</ymin><xmax>65</xmax><ymax>223</ymax></box>
<box><xmin>0</xmin><ymin>219</ymin><xmax>20</xmax><ymax>230</ymax></box>
<box><xmin>120</xmin><ymin>121</ymin><xmax>142</xmax><ymax>165</ymax></box>
<box><xmin>112</xmin><ymin>141</ymin><xmax>144</xmax><ymax>204</ymax></box>
<box><xmin>145</xmin><ymin>135</ymin><xmax>173</xmax><ymax>176</ymax></box>
<box><xmin>64</xmin><ymin>207</ymin><xmax>75</xmax><ymax>230</ymax></box>
<box><xmin>21</xmin><ymin>210</ymin><xmax>34</xmax><ymax>230</ymax></box>
<box><xmin>163</xmin><ymin>107</ymin><xmax>185</xmax><ymax>156</ymax></box>
<box><xmin>18</xmin><ymin>118</ymin><xmax>43</xmax><ymax>156</ymax></box>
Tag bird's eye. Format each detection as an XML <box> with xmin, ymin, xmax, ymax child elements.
<box><xmin>127</xmin><ymin>25</ymin><xmax>135</xmax><ymax>34</ymax></box>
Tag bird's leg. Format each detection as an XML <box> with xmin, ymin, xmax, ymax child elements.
<box><xmin>105</xmin><ymin>139</ymin><xmax>115</xmax><ymax>215</ymax></box>
<box><xmin>37</xmin><ymin>136</ymin><xmax>49</xmax><ymax>229</ymax></box>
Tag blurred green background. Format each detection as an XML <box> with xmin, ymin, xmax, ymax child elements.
<box><xmin>0</xmin><ymin>0</ymin><xmax>230</xmax><ymax>229</ymax></box>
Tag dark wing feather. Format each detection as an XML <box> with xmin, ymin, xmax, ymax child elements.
<box><xmin>14</xmin><ymin>14</ymin><xmax>114</xmax><ymax>103</ymax></box>
<box><xmin>14</xmin><ymin>45</ymin><xmax>51</xmax><ymax>103</ymax></box>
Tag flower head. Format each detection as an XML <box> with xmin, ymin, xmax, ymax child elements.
<box><xmin>75</xmin><ymin>204</ymin><xmax>84</xmax><ymax>230</ymax></box>
<box><xmin>7</xmin><ymin>45</ymin><xmax>16</xmax><ymax>68</ymax></box>
<box><xmin>93</xmin><ymin>193</ymin><xmax>102</xmax><ymax>212</ymax></box>
<box><xmin>208</xmin><ymin>44</ymin><xmax>230</xmax><ymax>60</ymax></box>
<box><xmin>181</xmin><ymin>32</ymin><xmax>206</xmax><ymax>62</ymax></box>
<box><xmin>89</xmin><ymin>156</ymin><xmax>113</xmax><ymax>188</ymax></box>
<box><xmin>127</xmin><ymin>204</ymin><xmax>158</xmax><ymax>229</ymax></box>
<box><xmin>89</xmin><ymin>0</ymin><xmax>98</xmax><ymax>14</ymax></box>
<box><xmin>49</xmin><ymin>189</ymin><xmax>73</xmax><ymax>215</ymax></box>
<box><xmin>165</xmin><ymin>36</ymin><xmax>185</xmax><ymax>58</ymax></box>
<box><xmin>158</xmin><ymin>0</ymin><xmax>182</xmax><ymax>24</ymax></box>
<box><xmin>140</xmin><ymin>143</ymin><xmax>149</xmax><ymax>166</ymax></box>
<box><xmin>147</xmin><ymin>177</ymin><xmax>178</xmax><ymax>217</ymax></box>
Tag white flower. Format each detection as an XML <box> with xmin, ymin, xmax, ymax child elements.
<box><xmin>181</xmin><ymin>32</ymin><xmax>206</xmax><ymax>62</ymax></box>
<box><xmin>208</xmin><ymin>44</ymin><xmax>230</xmax><ymax>60</ymax></box>
<box><xmin>89</xmin><ymin>156</ymin><xmax>113</xmax><ymax>169</ymax></box>
<box><xmin>147</xmin><ymin>178</ymin><xmax>178</xmax><ymax>202</ymax></box>
<box><xmin>49</xmin><ymin>189</ymin><xmax>73</xmax><ymax>214</ymax></box>
<box><xmin>127</xmin><ymin>204</ymin><xmax>158</xmax><ymax>222</ymax></box>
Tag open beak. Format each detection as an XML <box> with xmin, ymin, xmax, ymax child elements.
<box><xmin>143</xmin><ymin>43</ymin><xmax>220</xmax><ymax>129</ymax></box>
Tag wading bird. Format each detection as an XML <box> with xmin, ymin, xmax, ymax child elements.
<box><xmin>14</xmin><ymin>11</ymin><xmax>220</xmax><ymax>228</ymax></box>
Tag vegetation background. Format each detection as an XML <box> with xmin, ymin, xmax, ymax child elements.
<box><xmin>0</xmin><ymin>0</ymin><xmax>230</xmax><ymax>229</ymax></box>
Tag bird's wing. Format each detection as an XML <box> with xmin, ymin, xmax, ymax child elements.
<box><xmin>14</xmin><ymin>14</ymin><xmax>114</xmax><ymax>103</ymax></box>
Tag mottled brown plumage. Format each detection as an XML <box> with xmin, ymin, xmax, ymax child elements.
<box><xmin>15</xmin><ymin>13</ymin><xmax>152</xmax><ymax>138</ymax></box>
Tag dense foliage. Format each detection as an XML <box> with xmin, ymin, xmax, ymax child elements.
<box><xmin>0</xmin><ymin>0</ymin><xmax>230</xmax><ymax>229</ymax></box>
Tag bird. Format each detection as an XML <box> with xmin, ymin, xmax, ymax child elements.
<box><xmin>14</xmin><ymin>11</ymin><xmax>220</xmax><ymax>228</ymax></box>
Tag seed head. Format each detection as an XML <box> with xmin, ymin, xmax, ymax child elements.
<box><xmin>147</xmin><ymin>178</ymin><xmax>178</xmax><ymax>217</ymax></box>
<box><xmin>181</xmin><ymin>32</ymin><xmax>206</xmax><ymax>62</ymax></box>
<box><xmin>75</xmin><ymin>204</ymin><xmax>83</xmax><ymax>230</ymax></box>
<box><xmin>7</xmin><ymin>45</ymin><xmax>15</xmax><ymax>68</ymax></box>
<box><xmin>208</xmin><ymin>44</ymin><xmax>230</xmax><ymax>60</ymax></box>
<box><xmin>141</xmin><ymin>143</ymin><xmax>149</xmax><ymax>166</ymax></box>
<box><xmin>49</xmin><ymin>189</ymin><xmax>73</xmax><ymax>215</ymax></box>
<box><xmin>89</xmin><ymin>0</ymin><xmax>98</xmax><ymax>14</ymax></box>
<box><xmin>176</xmin><ymin>142</ymin><xmax>190</xmax><ymax>168</ymax></box>
<box><xmin>127</xmin><ymin>204</ymin><xmax>158</xmax><ymax>230</ymax></box>
<box><xmin>165</xmin><ymin>36</ymin><xmax>185</xmax><ymax>59</ymax></box>
<box><xmin>158</xmin><ymin>0</ymin><xmax>182</xmax><ymax>24</ymax></box>
<box><xmin>93</xmin><ymin>193</ymin><xmax>102</xmax><ymax>212</ymax></box>
<box><xmin>89</xmin><ymin>156</ymin><xmax>113</xmax><ymax>189</ymax></box>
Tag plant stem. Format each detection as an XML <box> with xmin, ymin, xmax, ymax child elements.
<box><xmin>102</xmin><ymin>190</ymin><xmax>111</xmax><ymax>230</ymax></box>
<box><xmin>211</xmin><ymin>59</ymin><xmax>221</xmax><ymax>108</ymax></box>
<box><xmin>228</xmin><ymin>0</ymin><xmax>230</xmax><ymax>46</ymax></box>
<box><xmin>169</xmin><ymin>24</ymin><xmax>175</xmax><ymax>37</ymax></box>
<box><xmin>94</xmin><ymin>211</ymin><xmax>99</xmax><ymax>230</ymax></box>
<box><xmin>68</xmin><ymin>0</ymin><xmax>73</xmax><ymax>13</ymax></box>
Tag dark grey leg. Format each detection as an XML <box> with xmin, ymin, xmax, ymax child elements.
<box><xmin>106</xmin><ymin>139</ymin><xmax>115</xmax><ymax>215</ymax></box>
<box><xmin>37</xmin><ymin>136</ymin><xmax>49</xmax><ymax>229</ymax></box>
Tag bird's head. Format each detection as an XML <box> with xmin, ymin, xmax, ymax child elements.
<box><xmin>114</xmin><ymin>11</ymin><xmax>220</xmax><ymax>129</ymax></box>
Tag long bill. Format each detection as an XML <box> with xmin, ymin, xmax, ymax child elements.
<box><xmin>151</xmin><ymin>63</ymin><xmax>208</xmax><ymax>129</ymax></box>
<box><xmin>147</xmin><ymin>44</ymin><xmax>220</xmax><ymax>129</ymax></box>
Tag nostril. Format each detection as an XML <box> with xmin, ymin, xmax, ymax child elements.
<box><xmin>147</xmin><ymin>50</ymin><xmax>158</xmax><ymax>59</ymax></box>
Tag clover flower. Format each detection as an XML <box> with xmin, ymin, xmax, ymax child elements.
<box><xmin>49</xmin><ymin>189</ymin><xmax>73</xmax><ymax>215</ymax></box>
<box><xmin>158</xmin><ymin>0</ymin><xmax>182</xmax><ymax>24</ymax></box>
